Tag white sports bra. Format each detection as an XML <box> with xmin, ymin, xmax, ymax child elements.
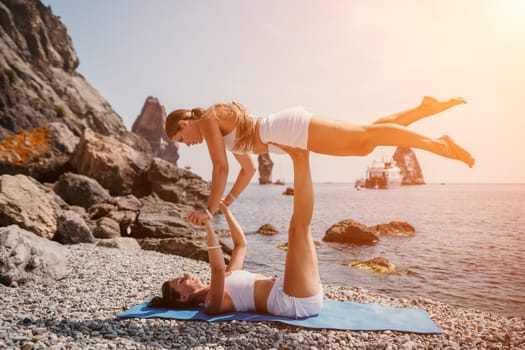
<box><xmin>224</xmin><ymin>270</ymin><xmax>256</xmax><ymax>312</ymax></box>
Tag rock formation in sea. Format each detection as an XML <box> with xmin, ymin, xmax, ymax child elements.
<box><xmin>258</xmin><ymin>153</ymin><xmax>273</xmax><ymax>184</ymax></box>
<box><xmin>350</xmin><ymin>257</ymin><xmax>396</xmax><ymax>274</ymax></box>
<box><xmin>131</xmin><ymin>96</ymin><xmax>180</xmax><ymax>165</ymax></box>
<box><xmin>323</xmin><ymin>220</ymin><xmax>379</xmax><ymax>245</ymax></box>
<box><xmin>323</xmin><ymin>219</ymin><xmax>416</xmax><ymax>246</ymax></box>
<box><xmin>393</xmin><ymin>147</ymin><xmax>425</xmax><ymax>185</ymax></box>
<box><xmin>257</xmin><ymin>223</ymin><xmax>280</xmax><ymax>236</ymax></box>
<box><xmin>369</xmin><ymin>221</ymin><xmax>416</xmax><ymax>237</ymax></box>
<box><xmin>282</xmin><ymin>187</ymin><xmax>294</xmax><ymax>195</ymax></box>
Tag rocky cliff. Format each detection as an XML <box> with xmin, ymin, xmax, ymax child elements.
<box><xmin>0</xmin><ymin>1</ymin><xmax>216</xmax><ymax>283</ymax></box>
<box><xmin>0</xmin><ymin>0</ymin><xmax>145</xmax><ymax>150</ymax></box>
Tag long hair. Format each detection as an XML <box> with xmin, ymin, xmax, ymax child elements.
<box><xmin>165</xmin><ymin>102</ymin><xmax>256</xmax><ymax>153</ymax></box>
<box><xmin>148</xmin><ymin>280</ymin><xmax>201</xmax><ymax>309</ymax></box>
<box><xmin>229</xmin><ymin>102</ymin><xmax>256</xmax><ymax>154</ymax></box>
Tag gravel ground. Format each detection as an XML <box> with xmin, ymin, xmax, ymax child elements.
<box><xmin>1</xmin><ymin>244</ymin><xmax>523</xmax><ymax>349</ymax></box>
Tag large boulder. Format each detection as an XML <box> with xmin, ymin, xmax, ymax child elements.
<box><xmin>70</xmin><ymin>128</ymin><xmax>152</xmax><ymax>197</ymax></box>
<box><xmin>258</xmin><ymin>153</ymin><xmax>273</xmax><ymax>184</ymax></box>
<box><xmin>129</xmin><ymin>195</ymin><xmax>233</xmax><ymax>262</ymax></box>
<box><xmin>131</xmin><ymin>96</ymin><xmax>179</xmax><ymax>164</ymax></box>
<box><xmin>87</xmin><ymin>195</ymin><xmax>141</xmax><ymax>236</ymax></box>
<box><xmin>393</xmin><ymin>147</ymin><xmax>425</xmax><ymax>185</ymax></box>
<box><xmin>130</xmin><ymin>194</ymin><xmax>195</xmax><ymax>239</ymax></box>
<box><xmin>53</xmin><ymin>172</ymin><xmax>110</xmax><ymax>208</ymax></box>
<box><xmin>92</xmin><ymin>217</ymin><xmax>121</xmax><ymax>239</ymax></box>
<box><xmin>147</xmin><ymin>157</ymin><xmax>210</xmax><ymax>209</ymax></box>
<box><xmin>0</xmin><ymin>122</ymin><xmax>78</xmax><ymax>182</ymax></box>
<box><xmin>323</xmin><ymin>220</ymin><xmax>379</xmax><ymax>245</ymax></box>
<box><xmin>0</xmin><ymin>174</ymin><xmax>67</xmax><ymax>239</ymax></box>
<box><xmin>54</xmin><ymin>210</ymin><xmax>95</xmax><ymax>244</ymax></box>
<box><xmin>0</xmin><ymin>225</ymin><xmax>68</xmax><ymax>286</ymax></box>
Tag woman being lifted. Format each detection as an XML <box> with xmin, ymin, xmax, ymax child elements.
<box><xmin>165</xmin><ymin>96</ymin><xmax>474</xmax><ymax>225</ymax></box>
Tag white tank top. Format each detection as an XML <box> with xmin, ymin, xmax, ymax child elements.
<box><xmin>224</xmin><ymin>270</ymin><xmax>256</xmax><ymax>312</ymax></box>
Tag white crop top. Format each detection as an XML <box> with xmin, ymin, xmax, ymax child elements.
<box><xmin>222</xmin><ymin>126</ymin><xmax>286</xmax><ymax>155</ymax></box>
<box><xmin>224</xmin><ymin>270</ymin><xmax>256</xmax><ymax>312</ymax></box>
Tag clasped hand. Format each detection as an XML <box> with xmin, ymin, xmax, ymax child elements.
<box><xmin>186</xmin><ymin>200</ymin><xmax>229</xmax><ymax>226</ymax></box>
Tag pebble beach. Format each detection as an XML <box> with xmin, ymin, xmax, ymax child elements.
<box><xmin>1</xmin><ymin>244</ymin><xmax>523</xmax><ymax>350</ymax></box>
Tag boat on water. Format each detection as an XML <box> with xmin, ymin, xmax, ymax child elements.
<box><xmin>361</xmin><ymin>159</ymin><xmax>402</xmax><ymax>189</ymax></box>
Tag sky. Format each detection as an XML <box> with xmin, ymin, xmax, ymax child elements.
<box><xmin>43</xmin><ymin>0</ymin><xmax>525</xmax><ymax>183</ymax></box>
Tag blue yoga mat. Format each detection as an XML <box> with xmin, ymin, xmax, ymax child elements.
<box><xmin>118</xmin><ymin>300</ymin><xmax>441</xmax><ymax>333</ymax></box>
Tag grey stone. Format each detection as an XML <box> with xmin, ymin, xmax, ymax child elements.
<box><xmin>0</xmin><ymin>225</ymin><xmax>67</xmax><ymax>286</ymax></box>
<box><xmin>53</xmin><ymin>172</ymin><xmax>110</xmax><ymax>208</ymax></box>
<box><xmin>92</xmin><ymin>217</ymin><xmax>121</xmax><ymax>239</ymax></box>
<box><xmin>0</xmin><ymin>174</ymin><xmax>66</xmax><ymax>239</ymax></box>
<box><xmin>147</xmin><ymin>157</ymin><xmax>210</xmax><ymax>209</ymax></box>
<box><xmin>55</xmin><ymin>210</ymin><xmax>95</xmax><ymax>244</ymax></box>
<box><xmin>130</xmin><ymin>195</ymin><xmax>195</xmax><ymax>239</ymax></box>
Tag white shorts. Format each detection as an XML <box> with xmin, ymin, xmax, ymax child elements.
<box><xmin>266</xmin><ymin>277</ymin><xmax>324</xmax><ymax>319</ymax></box>
<box><xmin>259</xmin><ymin>106</ymin><xmax>313</xmax><ymax>154</ymax></box>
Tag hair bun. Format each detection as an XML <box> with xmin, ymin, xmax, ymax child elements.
<box><xmin>148</xmin><ymin>296</ymin><xmax>166</xmax><ymax>308</ymax></box>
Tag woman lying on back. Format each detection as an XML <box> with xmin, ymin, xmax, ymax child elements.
<box><xmin>150</xmin><ymin>149</ymin><xmax>323</xmax><ymax>318</ymax></box>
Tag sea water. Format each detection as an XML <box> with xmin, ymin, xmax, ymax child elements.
<box><xmin>212</xmin><ymin>183</ymin><xmax>525</xmax><ymax>317</ymax></box>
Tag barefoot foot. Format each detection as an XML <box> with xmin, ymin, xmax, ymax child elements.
<box><xmin>439</xmin><ymin>135</ymin><xmax>475</xmax><ymax>168</ymax></box>
<box><xmin>420</xmin><ymin>96</ymin><xmax>466</xmax><ymax>114</ymax></box>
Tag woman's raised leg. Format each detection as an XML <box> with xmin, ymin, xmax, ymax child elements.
<box><xmin>371</xmin><ymin>96</ymin><xmax>466</xmax><ymax>127</ymax></box>
<box><xmin>282</xmin><ymin>149</ymin><xmax>321</xmax><ymax>298</ymax></box>
<box><xmin>307</xmin><ymin>119</ymin><xmax>475</xmax><ymax>167</ymax></box>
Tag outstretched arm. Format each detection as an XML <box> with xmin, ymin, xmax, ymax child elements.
<box><xmin>223</xmin><ymin>153</ymin><xmax>256</xmax><ymax>206</ymax></box>
<box><xmin>218</xmin><ymin>201</ymin><xmax>247</xmax><ymax>271</ymax></box>
<box><xmin>188</xmin><ymin>108</ymin><xmax>229</xmax><ymax>225</ymax></box>
<box><xmin>203</xmin><ymin>220</ymin><xmax>226</xmax><ymax>314</ymax></box>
